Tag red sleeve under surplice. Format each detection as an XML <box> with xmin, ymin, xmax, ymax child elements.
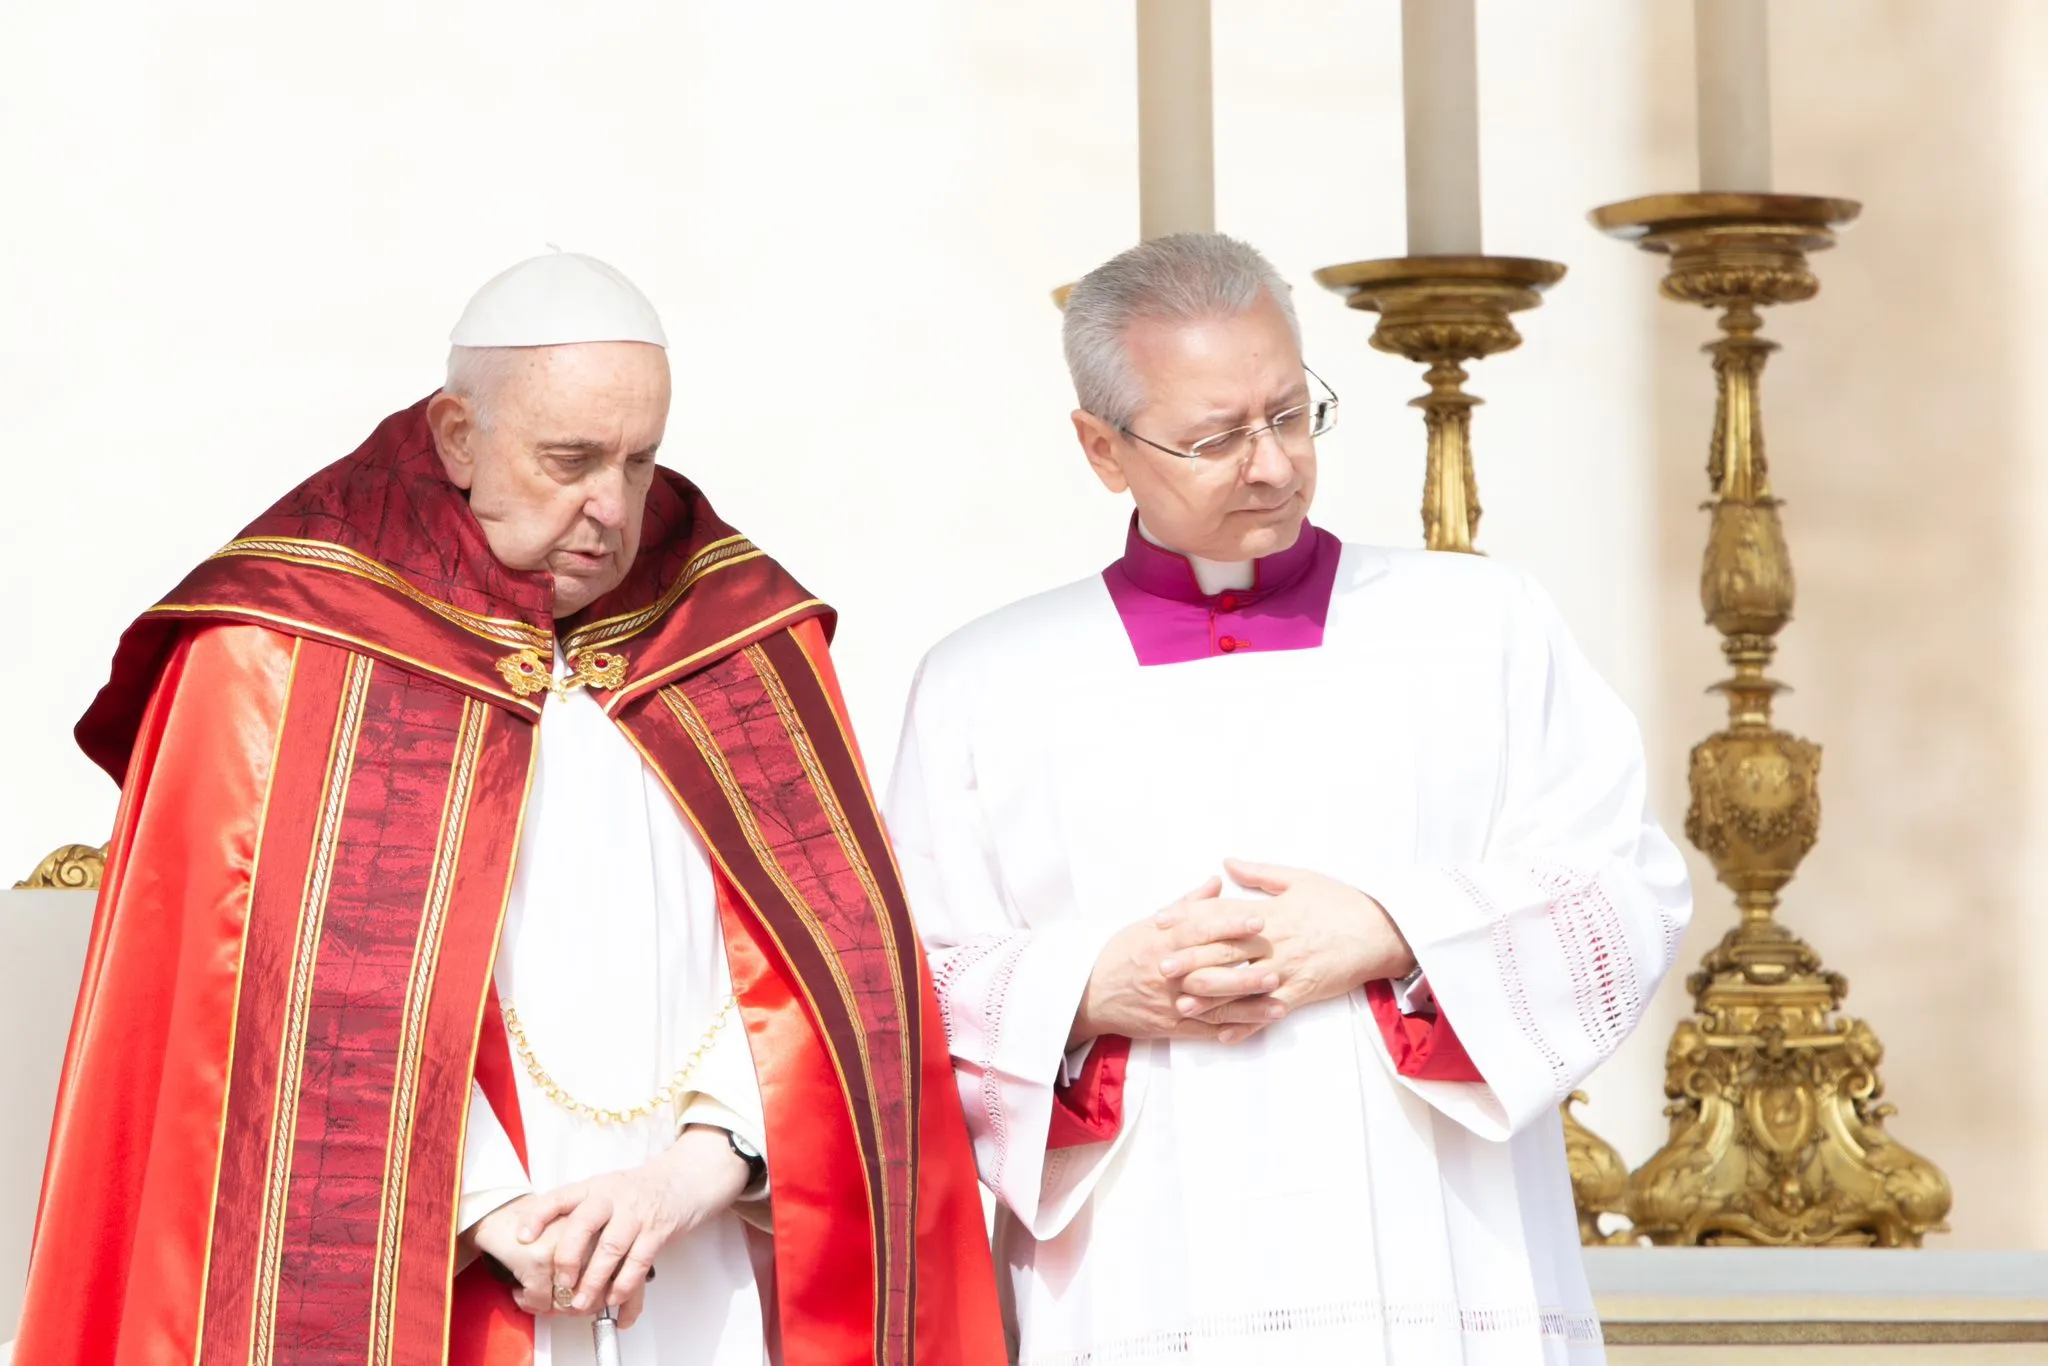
<box><xmin>1043</xmin><ymin>976</ymin><xmax>1481</xmax><ymax>1156</ymax></box>
<box><xmin>1363</xmin><ymin>979</ymin><xmax>1483</xmax><ymax>1082</ymax></box>
<box><xmin>1048</xmin><ymin>1036</ymin><xmax>1130</xmax><ymax>1149</ymax></box>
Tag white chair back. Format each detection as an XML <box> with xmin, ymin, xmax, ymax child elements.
<box><xmin>0</xmin><ymin>888</ymin><xmax>96</xmax><ymax>1342</ymax></box>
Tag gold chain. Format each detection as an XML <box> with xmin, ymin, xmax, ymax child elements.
<box><xmin>500</xmin><ymin>995</ymin><xmax>737</xmax><ymax>1126</ymax></box>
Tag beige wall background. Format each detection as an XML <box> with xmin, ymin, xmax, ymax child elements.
<box><xmin>2</xmin><ymin>0</ymin><xmax>2040</xmax><ymax>1249</ymax></box>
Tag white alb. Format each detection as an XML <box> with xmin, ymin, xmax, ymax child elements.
<box><xmin>887</xmin><ymin>544</ymin><xmax>1692</xmax><ymax>1366</ymax></box>
<box><xmin>458</xmin><ymin>653</ymin><xmax>771</xmax><ymax>1366</ymax></box>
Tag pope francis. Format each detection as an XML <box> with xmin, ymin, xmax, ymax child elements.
<box><xmin>15</xmin><ymin>252</ymin><xmax>1002</xmax><ymax>1366</ymax></box>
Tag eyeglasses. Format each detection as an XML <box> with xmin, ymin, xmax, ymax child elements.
<box><xmin>1119</xmin><ymin>366</ymin><xmax>1340</xmax><ymax>465</ymax></box>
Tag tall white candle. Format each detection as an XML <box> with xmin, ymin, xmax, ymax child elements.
<box><xmin>1400</xmin><ymin>0</ymin><xmax>1483</xmax><ymax>255</ymax></box>
<box><xmin>1136</xmin><ymin>0</ymin><xmax>1215</xmax><ymax>240</ymax></box>
<box><xmin>1695</xmin><ymin>0</ymin><xmax>1773</xmax><ymax>191</ymax></box>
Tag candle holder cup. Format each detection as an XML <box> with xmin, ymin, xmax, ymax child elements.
<box><xmin>1313</xmin><ymin>255</ymin><xmax>1565</xmax><ymax>554</ymax></box>
<box><xmin>1577</xmin><ymin>190</ymin><xmax>1952</xmax><ymax>1247</ymax></box>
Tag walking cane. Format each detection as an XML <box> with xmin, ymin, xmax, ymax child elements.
<box><xmin>590</xmin><ymin>1265</ymin><xmax>649</xmax><ymax>1365</ymax></box>
<box><xmin>592</xmin><ymin>1304</ymin><xmax>621</xmax><ymax>1366</ymax></box>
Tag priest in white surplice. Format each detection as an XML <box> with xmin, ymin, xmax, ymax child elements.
<box><xmin>885</xmin><ymin>234</ymin><xmax>1691</xmax><ymax>1366</ymax></box>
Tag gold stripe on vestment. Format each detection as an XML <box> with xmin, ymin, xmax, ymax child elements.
<box><xmin>142</xmin><ymin>603</ymin><xmax>543</xmax><ymax>716</ymax></box>
<box><xmin>559</xmin><ymin>536</ymin><xmax>757</xmax><ymax>657</ymax></box>
<box><xmin>640</xmin><ymin>684</ymin><xmax>883</xmax><ymax>1321</ymax></box>
<box><xmin>743</xmin><ymin>644</ymin><xmax>914</xmax><ymax>1329</ymax></box>
<box><xmin>190</xmin><ymin>637</ymin><xmax>302</xmax><ymax>1365</ymax></box>
<box><xmin>210</xmin><ymin>538</ymin><xmax>550</xmax><ymax>652</ymax></box>
<box><xmin>656</xmin><ymin>686</ymin><xmax>884</xmax><ymax>1146</ymax></box>
<box><xmin>248</xmin><ymin>652</ymin><xmax>376</xmax><ymax>1365</ymax></box>
<box><xmin>368</xmin><ymin>697</ymin><xmax>489</xmax><ymax>1366</ymax></box>
<box><xmin>604</xmin><ymin>600</ymin><xmax>826</xmax><ymax>714</ymax></box>
<box><xmin>439</xmin><ymin>725</ymin><xmax>541</xmax><ymax>1362</ymax></box>
<box><xmin>745</xmin><ymin>644</ymin><xmax>914</xmax><ymax>1112</ymax></box>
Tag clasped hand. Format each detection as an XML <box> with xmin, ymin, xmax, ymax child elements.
<box><xmin>467</xmin><ymin>1123</ymin><xmax>751</xmax><ymax>1328</ymax></box>
<box><xmin>1073</xmin><ymin>862</ymin><xmax>1415</xmax><ymax>1048</ymax></box>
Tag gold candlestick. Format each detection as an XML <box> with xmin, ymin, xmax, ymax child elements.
<box><xmin>1592</xmin><ymin>192</ymin><xmax>1951</xmax><ymax>1246</ymax></box>
<box><xmin>1313</xmin><ymin>255</ymin><xmax>1565</xmax><ymax>553</ymax></box>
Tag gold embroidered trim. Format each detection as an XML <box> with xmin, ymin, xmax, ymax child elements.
<box><xmin>140</xmin><ymin>603</ymin><xmax>544</xmax><ymax>714</ymax></box>
<box><xmin>656</xmin><ymin>685</ymin><xmax>884</xmax><ymax>1136</ymax></box>
<box><xmin>604</xmin><ymin>600</ymin><xmax>826</xmax><ymax>714</ymax></box>
<box><xmin>190</xmin><ymin>637</ymin><xmax>303</xmax><ymax>1363</ymax></box>
<box><xmin>212</xmin><ymin>538</ymin><xmax>550</xmax><ymax>652</ymax></box>
<box><xmin>368</xmin><ymin>698</ymin><xmax>488</xmax><ymax>1365</ymax></box>
<box><xmin>745</xmin><ymin>644</ymin><xmax>914</xmax><ymax>1100</ymax></box>
<box><xmin>214</xmin><ymin>534</ymin><xmax>764</xmax><ymax>701</ymax></box>
<box><xmin>561</xmin><ymin>536</ymin><xmax>760</xmax><ymax>657</ymax></box>
<box><xmin>744</xmin><ymin>644</ymin><xmax>914</xmax><ymax>1309</ymax></box>
<box><xmin>436</xmin><ymin>707</ymin><xmax>542</xmax><ymax>1353</ymax></box>
<box><xmin>249</xmin><ymin>651</ymin><xmax>375</xmax><ymax>1363</ymax></box>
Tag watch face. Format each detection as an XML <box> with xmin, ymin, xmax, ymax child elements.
<box><xmin>729</xmin><ymin>1130</ymin><xmax>762</xmax><ymax>1161</ymax></box>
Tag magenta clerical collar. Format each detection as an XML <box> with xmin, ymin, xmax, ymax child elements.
<box><xmin>1102</xmin><ymin>514</ymin><xmax>1341</xmax><ymax>666</ymax></box>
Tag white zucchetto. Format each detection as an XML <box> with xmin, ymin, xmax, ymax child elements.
<box><xmin>449</xmin><ymin>250</ymin><xmax>668</xmax><ymax>348</ymax></box>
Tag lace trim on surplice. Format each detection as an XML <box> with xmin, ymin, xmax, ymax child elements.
<box><xmin>930</xmin><ymin>930</ymin><xmax>1035</xmax><ymax>1190</ymax></box>
<box><xmin>1455</xmin><ymin>868</ymin><xmax>1574</xmax><ymax>1106</ymax></box>
<box><xmin>929</xmin><ymin>932</ymin><xmax>1009</xmax><ymax>1049</ymax></box>
<box><xmin>1531</xmin><ymin>860</ymin><xmax>1642</xmax><ymax>1064</ymax></box>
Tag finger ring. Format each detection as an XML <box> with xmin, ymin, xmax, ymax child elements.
<box><xmin>552</xmin><ymin>1283</ymin><xmax>575</xmax><ymax>1310</ymax></box>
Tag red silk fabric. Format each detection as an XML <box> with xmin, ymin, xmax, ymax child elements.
<box><xmin>17</xmin><ymin>627</ymin><xmax>290</xmax><ymax>1365</ymax></box>
<box><xmin>1363</xmin><ymin>980</ymin><xmax>1482</xmax><ymax>1082</ymax></box>
<box><xmin>1041</xmin><ymin>984</ymin><xmax>1483</xmax><ymax>1160</ymax></box>
<box><xmin>787</xmin><ymin>621</ymin><xmax>1006</xmax><ymax>1366</ymax></box>
<box><xmin>1048</xmin><ymin>1037</ymin><xmax>1130</xmax><ymax>1149</ymax></box>
<box><xmin>448</xmin><ymin>979</ymin><xmax>538</xmax><ymax>1366</ymax></box>
<box><xmin>34</xmin><ymin>402</ymin><xmax>1002</xmax><ymax>1365</ymax></box>
<box><xmin>614</xmin><ymin>623</ymin><xmax>999</xmax><ymax>1363</ymax></box>
<box><xmin>76</xmin><ymin>398</ymin><xmax>833</xmax><ymax>782</ymax></box>
<box><xmin>24</xmin><ymin>626</ymin><xmax>534</xmax><ymax>1366</ymax></box>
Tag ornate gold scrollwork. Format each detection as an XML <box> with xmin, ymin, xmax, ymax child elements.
<box><xmin>568</xmin><ymin>649</ymin><xmax>627</xmax><ymax>693</ymax></box>
<box><xmin>496</xmin><ymin>649</ymin><xmax>553</xmax><ymax>698</ymax></box>
<box><xmin>1313</xmin><ymin>256</ymin><xmax>1567</xmax><ymax>554</ymax></box>
<box><xmin>1585</xmin><ymin>192</ymin><xmax>1950</xmax><ymax>1247</ymax></box>
<box><xmin>496</xmin><ymin>647</ymin><xmax>631</xmax><ymax>700</ymax></box>
<box><xmin>16</xmin><ymin>843</ymin><xmax>109</xmax><ymax>890</ymax></box>
<box><xmin>1562</xmin><ymin>1093</ymin><xmax>1638</xmax><ymax>1246</ymax></box>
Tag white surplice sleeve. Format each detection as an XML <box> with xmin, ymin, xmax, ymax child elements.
<box><xmin>1366</xmin><ymin>574</ymin><xmax>1693</xmax><ymax>1140</ymax></box>
<box><xmin>457</xmin><ymin>1081</ymin><xmax>533</xmax><ymax>1232</ymax></box>
<box><xmin>885</xmin><ymin>660</ymin><xmax>1133</xmax><ymax>1241</ymax></box>
<box><xmin>676</xmin><ymin>987</ymin><xmax>775</xmax><ymax>1224</ymax></box>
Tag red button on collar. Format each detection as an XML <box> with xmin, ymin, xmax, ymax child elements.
<box><xmin>1218</xmin><ymin>594</ymin><xmax>1240</xmax><ymax>612</ymax></box>
<box><xmin>1218</xmin><ymin>635</ymin><xmax>1240</xmax><ymax>653</ymax></box>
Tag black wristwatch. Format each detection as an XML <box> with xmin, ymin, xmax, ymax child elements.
<box><xmin>726</xmin><ymin>1128</ymin><xmax>767</xmax><ymax>1197</ymax></box>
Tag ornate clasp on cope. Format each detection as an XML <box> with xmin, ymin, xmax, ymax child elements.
<box><xmin>496</xmin><ymin>648</ymin><xmax>630</xmax><ymax>700</ymax></box>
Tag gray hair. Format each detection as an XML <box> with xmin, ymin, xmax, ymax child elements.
<box><xmin>443</xmin><ymin>345</ymin><xmax>533</xmax><ymax>430</ymax></box>
<box><xmin>1062</xmin><ymin>232</ymin><xmax>1301</xmax><ymax>430</ymax></box>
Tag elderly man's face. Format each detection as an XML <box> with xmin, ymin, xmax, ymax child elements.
<box><xmin>1073</xmin><ymin>291</ymin><xmax>1316</xmax><ymax>565</ymax></box>
<box><xmin>428</xmin><ymin>342</ymin><xmax>671</xmax><ymax>618</ymax></box>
